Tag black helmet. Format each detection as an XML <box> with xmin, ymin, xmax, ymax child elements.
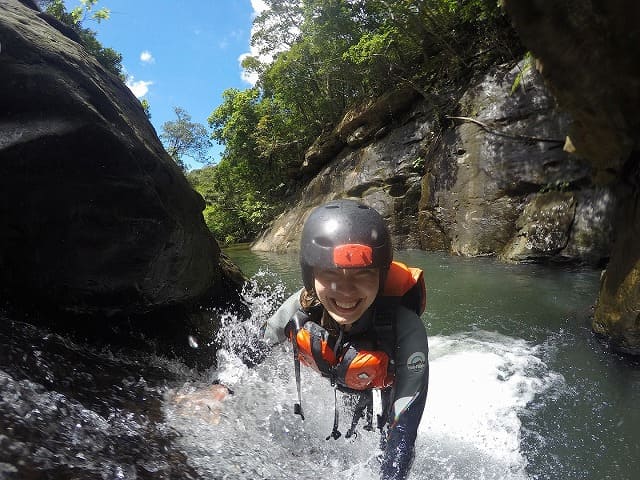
<box><xmin>300</xmin><ymin>199</ymin><xmax>393</xmax><ymax>291</ymax></box>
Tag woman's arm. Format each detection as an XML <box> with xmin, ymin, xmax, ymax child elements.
<box><xmin>262</xmin><ymin>289</ymin><xmax>303</xmax><ymax>345</ymax></box>
<box><xmin>380</xmin><ymin>306</ymin><xmax>429</xmax><ymax>480</ymax></box>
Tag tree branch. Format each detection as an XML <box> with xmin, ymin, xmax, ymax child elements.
<box><xmin>445</xmin><ymin>116</ymin><xmax>564</xmax><ymax>144</ymax></box>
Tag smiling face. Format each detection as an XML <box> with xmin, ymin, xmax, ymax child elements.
<box><xmin>313</xmin><ymin>268</ymin><xmax>380</xmax><ymax>326</ymax></box>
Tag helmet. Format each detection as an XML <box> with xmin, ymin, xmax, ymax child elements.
<box><xmin>300</xmin><ymin>199</ymin><xmax>393</xmax><ymax>291</ymax></box>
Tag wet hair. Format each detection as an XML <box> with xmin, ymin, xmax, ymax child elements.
<box><xmin>299</xmin><ymin>288</ymin><xmax>341</xmax><ymax>336</ymax></box>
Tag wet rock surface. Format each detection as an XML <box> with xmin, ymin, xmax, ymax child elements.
<box><xmin>0</xmin><ymin>0</ymin><xmax>238</xmax><ymax>320</ymax></box>
<box><xmin>504</xmin><ymin>0</ymin><xmax>640</xmax><ymax>354</ymax></box>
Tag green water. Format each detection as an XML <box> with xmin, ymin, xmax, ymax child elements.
<box><xmin>226</xmin><ymin>247</ymin><xmax>640</xmax><ymax>480</ymax></box>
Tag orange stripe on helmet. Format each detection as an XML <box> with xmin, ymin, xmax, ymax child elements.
<box><xmin>333</xmin><ymin>243</ymin><xmax>373</xmax><ymax>267</ymax></box>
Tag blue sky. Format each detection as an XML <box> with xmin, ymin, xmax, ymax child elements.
<box><xmin>76</xmin><ymin>0</ymin><xmax>267</xmax><ymax>169</ymax></box>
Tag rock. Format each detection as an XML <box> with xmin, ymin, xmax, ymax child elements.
<box><xmin>301</xmin><ymin>87</ymin><xmax>420</xmax><ymax>177</ymax></box>
<box><xmin>0</xmin><ymin>0</ymin><xmax>239</xmax><ymax>322</ymax></box>
<box><xmin>503</xmin><ymin>0</ymin><xmax>640</xmax><ymax>183</ymax></box>
<box><xmin>420</xmin><ymin>60</ymin><xmax>613</xmax><ymax>262</ymax></box>
<box><xmin>501</xmin><ymin>192</ymin><xmax>576</xmax><ymax>262</ymax></box>
<box><xmin>253</xmin><ymin>100</ymin><xmax>428</xmax><ymax>253</ymax></box>
<box><xmin>503</xmin><ymin>0</ymin><xmax>640</xmax><ymax>354</ymax></box>
<box><xmin>255</xmin><ymin>61</ymin><xmax>614</xmax><ymax>271</ymax></box>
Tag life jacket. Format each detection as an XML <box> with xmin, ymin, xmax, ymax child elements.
<box><xmin>288</xmin><ymin>317</ymin><xmax>393</xmax><ymax>391</ymax></box>
<box><xmin>284</xmin><ymin>261</ymin><xmax>426</xmax><ymax>422</ymax></box>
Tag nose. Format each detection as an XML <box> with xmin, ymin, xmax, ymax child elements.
<box><xmin>330</xmin><ymin>270</ymin><xmax>358</xmax><ymax>294</ymax></box>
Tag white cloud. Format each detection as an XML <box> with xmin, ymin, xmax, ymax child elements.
<box><xmin>126</xmin><ymin>77</ymin><xmax>153</xmax><ymax>98</ymax></box>
<box><xmin>140</xmin><ymin>50</ymin><xmax>155</xmax><ymax>64</ymax></box>
<box><xmin>238</xmin><ymin>52</ymin><xmax>258</xmax><ymax>85</ymax></box>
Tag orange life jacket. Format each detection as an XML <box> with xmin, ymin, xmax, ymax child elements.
<box><xmin>291</xmin><ymin>320</ymin><xmax>393</xmax><ymax>390</ymax></box>
<box><xmin>285</xmin><ymin>261</ymin><xmax>426</xmax><ymax>394</ymax></box>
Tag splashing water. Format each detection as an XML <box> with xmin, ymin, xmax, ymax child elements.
<box><xmin>0</xmin><ymin>318</ymin><xmax>201</xmax><ymax>479</ymax></box>
<box><xmin>164</xmin><ymin>272</ymin><xmax>565</xmax><ymax>480</ymax></box>
<box><xmin>414</xmin><ymin>332</ymin><xmax>564</xmax><ymax>479</ymax></box>
<box><xmin>6</xmin><ymin>253</ymin><xmax>617</xmax><ymax>480</ymax></box>
<box><xmin>0</xmin><ymin>262</ymin><xmax>574</xmax><ymax>480</ymax></box>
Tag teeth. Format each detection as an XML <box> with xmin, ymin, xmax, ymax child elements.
<box><xmin>335</xmin><ymin>300</ymin><xmax>358</xmax><ymax>309</ymax></box>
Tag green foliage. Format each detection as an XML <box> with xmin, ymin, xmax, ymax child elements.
<box><xmin>511</xmin><ymin>51</ymin><xmax>534</xmax><ymax>95</ymax></box>
<box><xmin>39</xmin><ymin>0</ymin><xmax>123</xmax><ymax>77</ymax></box>
<box><xmin>201</xmin><ymin>88</ymin><xmax>290</xmax><ymax>244</ymax></box>
<box><xmin>160</xmin><ymin>107</ymin><xmax>212</xmax><ymax>171</ymax></box>
<box><xmin>140</xmin><ymin>98</ymin><xmax>151</xmax><ymax>119</ymax></box>
<box><xmin>200</xmin><ymin>0</ymin><xmax>522</xmax><ymax>244</ymax></box>
<box><xmin>187</xmin><ymin>160</ymin><xmax>280</xmax><ymax>246</ymax></box>
<box><xmin>412</xmin><ymin>156</ymin><xmax>426</xmax><ymax>172</ymax></box>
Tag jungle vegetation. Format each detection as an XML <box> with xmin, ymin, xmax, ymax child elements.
<box><xmin>188</xmin><ymin>0</ymin><xmax>522</xmax><ymax>245</ymax></box>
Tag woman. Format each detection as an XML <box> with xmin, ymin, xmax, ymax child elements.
<box><xmin>264</xmin><ymin>199</ymin><xmax>429</xmax><ymax>480</ymax></box>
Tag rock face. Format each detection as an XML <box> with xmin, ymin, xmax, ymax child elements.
<box><xmin>252</xmin><ymin>91</ymin><xmax>427</xmax><ymax>252</ymax></box>
<box><xmin>420</xmin><ymin>62</ymin><xmax>615</xmax><ymax>263</ymax></box>
<box><xmin>0</xmin><ymin>0</ymin><xmax>237</xmax><ymax>321</ymax></box>
<box><xmin>503</xmin><ymin>0</ymin><xmax>640</xmax><ymax>354</ymax></box>
<box><xmin>254</xmin><ymin>61</ymin><xmax>615</xmax><ymax>271</ymax></box>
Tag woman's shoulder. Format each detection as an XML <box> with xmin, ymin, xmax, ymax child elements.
<box><xmin>393</xmin><ymin>304</ymin><xmax>428</xmax><ymax>338</ymax></box>
<box><xmin>263</xmin><ymin>288</ymin><xmax>304</xmax><ymax>344</ymax></box>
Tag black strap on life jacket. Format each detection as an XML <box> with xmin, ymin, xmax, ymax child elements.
<box><xmin>372</xmin><ymin>298</ymin><xmax>398</xmax><ymax>377</ymax></box>
<box><xmin>326</xmin><ymin>328</ymin><xmax>344</xmax><ymax>440</ymax></box>
<box><xmin>284</xmin><ymin>308</ymin><xmax>311</xmax><ymax>420</ymax></box>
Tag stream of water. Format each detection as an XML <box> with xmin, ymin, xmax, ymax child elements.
<box><xmin>1</xmin><ymin>249</ymin><xmax>639</xmax><ymax>479</ymax></box>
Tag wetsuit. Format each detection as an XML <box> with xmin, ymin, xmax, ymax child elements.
<box><xmin>264</xmin><ymin>289</ymin><xmax>429</xmax><ymax>480</ymax></box>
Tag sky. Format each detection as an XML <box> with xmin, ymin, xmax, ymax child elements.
<box><xmin>74</xmin><ymin>0</ymin><xmax>268</xmax><ymax>169</ymax></box>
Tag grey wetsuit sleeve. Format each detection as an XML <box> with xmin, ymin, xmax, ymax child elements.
<box><xmin>262</xmin><ymin>289</ymin><xmax>303</xmax><ymax>345</ymax></box>
<box><xmin>392</xmin><ymin>306</ymin><xmax>429</xmax><ymax>405</ymax></box>
<box><xmin>381</xmin><ymin>305</ymin><xmax>429</xmax><ymax>480</ymax></box>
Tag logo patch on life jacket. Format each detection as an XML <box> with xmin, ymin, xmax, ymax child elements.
<box><xmin>407</xmin><ymin>352</ymin><xmax>426</xmax><ymax>374</ymax></box>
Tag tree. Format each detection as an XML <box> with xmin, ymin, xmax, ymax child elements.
<box><xmin>38</xmin><ymin>0</ymin><xmax>123</xmax><ymax>77</ymax></box>
<box><xmin>160</xmin><ymin>107</ymin><xmax>212</xmax><ymax>171</ymax></box>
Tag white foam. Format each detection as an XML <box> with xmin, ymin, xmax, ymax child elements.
<box><xmin>412</xmin><ymin>331</ymin><xmax>564</xmax><ymax>479</ymax></box>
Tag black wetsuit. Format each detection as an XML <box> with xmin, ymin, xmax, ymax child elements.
<box><xmin>264</xmin><ymin>289</ymin><xmax>429</xmax><ymax>480</ymax></box>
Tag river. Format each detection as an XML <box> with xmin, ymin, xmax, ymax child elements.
<box><xmin>1</xmin><ymin>249</ymin><xmax>639</xmax><ymax>479</ymax></box>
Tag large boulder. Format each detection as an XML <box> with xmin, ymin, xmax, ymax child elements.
<box><xmin>503</xmin><ymin>0</ymin><xmax>640</xmax><ymax>354</ymax></box>
<box><xmin>0</xmin><ymin>0</ymin><xmax>239</xmax><ymax>324</ymax></box>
